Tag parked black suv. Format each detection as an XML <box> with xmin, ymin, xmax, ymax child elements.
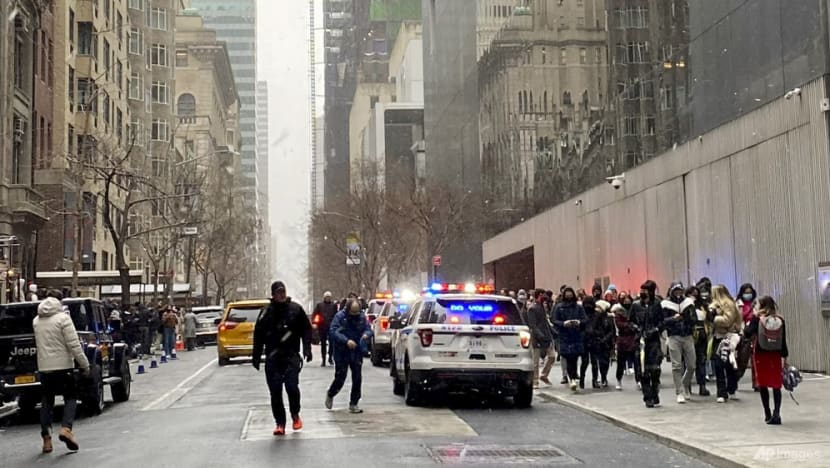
<box><xmin>0</xmin><ymin>298</ymin><xmax>131</xmax><ymax>416</ymax></box>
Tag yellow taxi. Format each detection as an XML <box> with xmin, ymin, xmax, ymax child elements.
<box><xmin>216</xmin><ymin>299</ymin><xmax>270</xmax><ymax>366</ymax></box>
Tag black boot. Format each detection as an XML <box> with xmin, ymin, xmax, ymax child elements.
<box><xmin>764</xmin><ymin>408</ymin><xmax>772</xmax><ymax>423</ymax></box>
<box><xmin>592</xmin><ymin>381</ymin><xmax>601</xmax><ymax>389</ymax></box>
<box><xmin>699</xmin><ymin>385</ymin><xmax>710</xmax><ymax>397</ymax></box>
<box><xmin>767</xmin><ymin>412</ymin><xmax>781</xmax><ymax>425</ymax></box>
<box><xmin>579</xmin><ymin>377</ymin><xmax>585</xmax><ymax>389</ymax></box>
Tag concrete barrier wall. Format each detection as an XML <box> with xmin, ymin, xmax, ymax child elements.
<box><xmin>483</xmin><ymin>76</ymin><xmax>830</xmax><ymax>371</ymax></box>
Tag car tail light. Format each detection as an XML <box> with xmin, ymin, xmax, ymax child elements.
<box><xmin>380</xmin><ymin>317</ymin><xmax>389</xmax><ymax>331</ymax></box>
<box><xmin>418</xmin><ymin>329</ymin><xmax>433</xmax><ymax>347</ymax></box>
<box><xmin>519</xmin><ymin>330</ymin><xmax>531</xmax><ymax>348</ymax></box>
<box><xmin>492</xmin><ymin>315</ymin><xmax>506</xmax><ymax>325</ymax></box>
<box><xmin>218</xmin><ymin>322</ymin><xmax>237</xmax><ymax>332</ymax></box>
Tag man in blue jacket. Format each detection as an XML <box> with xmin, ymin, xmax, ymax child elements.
<box><xmin>325</xmin><ymin>299</ymin><xmax>373</xmax><ymax>413</ymax></box>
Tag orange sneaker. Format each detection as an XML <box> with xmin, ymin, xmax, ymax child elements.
<box><xmin>272</xmin><ymin>425</ymin><xmax>285</xmax><ymax>436</ymax></box>
<box><xmin>292</xmin><ymin>415</ymin><xmax>303</xmax><ymax>431</ymax></box>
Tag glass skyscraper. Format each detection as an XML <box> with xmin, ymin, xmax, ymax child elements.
<box><xmin>189</xmin><ymin>0</ymin><xmax>258</xmax><ymax>200</ymax></box>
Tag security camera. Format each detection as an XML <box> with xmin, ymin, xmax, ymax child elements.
<box><xmin>574</xmin><ymin>199</ymin><xmax>582</xmax><ymax>206</ymax></box>
<box><xmin>606</xmin><ymin>174</ymin><xmax>625</xmax><ymax>188</ymax></box>
<box><xmin>785</xmin><ymin>90</ymin><xmax>794</xmax><ymax>100</ymax></box>
<box><xmin>793</xmin><ymin>87</ymin><xmax>802</xmax><ymax>97</ymax></box>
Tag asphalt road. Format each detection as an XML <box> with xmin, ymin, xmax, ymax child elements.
<box><xmin>0</xmin><ymin>347</ymin><xmax>713</xmax><ymax>467</ymax></box>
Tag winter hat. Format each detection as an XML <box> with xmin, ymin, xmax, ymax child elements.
<box><xmin>595</xmin><ymin>300</ymin><xmax>611</xmax><ymax>313</ymax></box>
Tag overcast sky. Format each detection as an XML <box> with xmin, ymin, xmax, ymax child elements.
<box><xmin>257</xmin><ymin>0</ymin><xmax>320</xmax><ymax>303</ymax></box>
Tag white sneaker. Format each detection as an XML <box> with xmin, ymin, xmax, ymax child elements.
<box><xmin>683</xmin><ymin>389</ymin><xmax>692</xmax><ymax>400</ymax></box>
<box><xmin>569</xmin><ymin>381</ymin><xmax>578</xmax><ymax>392</ymax></box>
<box><xmin>676</xmin><ymin>394</ymin><xmax>686</xmax><ymax>404</ymax></box>
<box><xmin>716</xmin><ymin>397</ymin><xmax>726</xmax><ymax>403</ymax></box>
<box><xmin>728</xmin><ymin>392</ymin><xmax>739</xmax><ymax>401</ymax></box>
<box><xmin>349</xmin><ymin>405</ymin><xmax>363</xmax><ymax>414</ymax></box>
<box><xmin>615</xmin><ymin>380</ymin><xmax>622</xmax><ymax>391</ymax></box>
<box><xmin>637</xmin><ymin>382</ymin><xmax>642</xmax><ymax>390</ymax></box>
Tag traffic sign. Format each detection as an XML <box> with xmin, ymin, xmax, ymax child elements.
<box><xmin>432</xmin><ymin>255</ymin><xmax>442</xmax><ymax>267</ymax></box>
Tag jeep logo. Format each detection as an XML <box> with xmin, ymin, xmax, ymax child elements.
<box><xmin>10</xmin><ymin>347</ymin><xmax>37</xmax><ymax>357</ymax></box>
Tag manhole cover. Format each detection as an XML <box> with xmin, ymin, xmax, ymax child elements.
<box><xmin>427</xmin><ymin>444</ymin><xmax>580</xmax><ymax>465</ymax></box>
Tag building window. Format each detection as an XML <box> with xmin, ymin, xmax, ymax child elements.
<box><xmin>661</xmin><ymin>86</ymin><xmax>674</xmax><ymax>110</ymax></box>
<box><xmin>129</xmin><ymin>72</ymin><xmax>143</xmax><ymax>100</ymax></box>
<box><xmin>78</xmin><ymin>22</ymin><xmax>94</xmax><ymax>56</ymax></box>
<box><xmin>562</xmin><ymin>91</ymin><xmax>572</xmax><ymax>106</ymax></box>
<box><xmin>177</xmin><ymin>93</ymin><xmax>196</xmax><ymax>115</ymax></box>
<box><xmin>129</xmin><ymin>28</ymin><xmax>143</xmax><ymax>55</ymax></box>
<box><xmin>69</xmin><ymin>9</ymin><xmax>75</xmax><ymax>45</ymax></box>
<box><xmin>642</xmin><ymin>80</ymin><xmax>654</xmax><ymax>98</ymax></box>
<box><xmin>151</xmin><ymin>81</ymin><xmax>169</xmax><ymax>104</ymax></box>
<box><xmin>77</xmin><ymin>78</ymin><xmax>95</xmax><ymax>111</ymax></box>
<box><xmin>175</xmin><ymin>50</ymin><xmax>188</xmax><ymax>67</ymax></box>
<box><xmin>103</xmin><ymin>94</ymin><xmax>110</xmax><ymax>127</ymax></box>
<box><xmin>129</xmin><ymin>117</ymin><xmax>143</xmax><ymax>145</ymax></box>
<box><xmin>616</xmin><ymin>7</ymin><xmax>649</xmax><ymax>29</ymax></box>
<box><xmin>617</xmin><ymin>42</ymin><xmax>648</xmax><ymax>64</ymax></box>
<box><xmin>116</xmin><ymin>109</ymin><xmax>123</xmax><ymax>142</ymax></box>
<box><xmin>645</xmin><ymin>116</ymin><xmax>656</xmax><ymax>135</ymax></box>
<box><xmin>151</xmin><ymin>44</ymin><xmax>169</xmax><ymax>67</ymax></box>
<box><xmin>128</xmin><ymin>0</ymin><xmax>144</xmax><ymax>11</ymax></box>
<box><xmin>623</xmin><ymin>117</ymin><xmax>640</xmax><ymax>136</ymax></box>
<box><xmin>117</xmin><ymin>13</ymin><xmax>124</xmax><ymax>48</ymax></box>
<box><xmin>579</xmin><ymin>48</ymin><xmax>587</xmax><ymax>64</ymax></box>
<box><xmin>577</xmin><ymin>0</ymin><xmax>584</xmax><ymax>6</ymax></box>
<box><xmin>68</xmin><ymin>67</ymin><xmax>75</xmax><ymax>111</ymax></box>
<box><xmin>576</xmin><ymin>16</ymin><xmax>585</xmax><ymax>27</ymax></box>
<box><xmin>559</xmin><ymin>48</ymin><xmax>567</xmax><ymax>65</ymax></box>
<box><xmin>150</xmin><ymin>8</ymin><xmax>167</xmax><ymax>31</ymax></box>
<box><xmin>103</xmin><ymin>39</ymin><xmax>111</xmax><ymax>78</ymax></box>
<box><xmin>115</xmin><ymin>61</ymin><xmax>123</xmax><ymax>91</ymax></box>
<box><xmin>151</xmin><ymin>119</ymin><xmax>168</xmax><ymax>141</ymax></box>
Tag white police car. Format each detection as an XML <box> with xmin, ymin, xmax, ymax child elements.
<box><xmin>389</xmin><ymin>284</ymin><xmax>533</xmax><ymax>407</ymax></box>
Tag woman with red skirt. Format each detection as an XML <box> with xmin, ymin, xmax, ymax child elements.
<box><xmin>743</xmin><ymin>296</ymin><xmax>788</xmax><ymax>425</ymax></box>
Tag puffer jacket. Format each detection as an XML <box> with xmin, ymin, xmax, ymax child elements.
<box><xmin>710</xmin><ymin>301</ymin><xmax>741</xmax><ymax>339</ymax></box>
<box><xmin>612</xmin><ymin>304</ymin><xmax>639</xmax><ymax>352</ymax></box>
<box><xmin>32</xmin><ymin>298</ymin><xmax>90</xmax><ymax>372</ymax></box>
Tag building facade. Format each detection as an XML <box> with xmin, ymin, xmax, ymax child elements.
<box><xmin>478</xmin><ymin>0</ymin><xmax>610</xmax><ymax>232</ymax></box>
<box><xmin>0</xmin><ymin>0</ymin><xmax>50</xmax><ymax>300</ymax></box>
<box><xmin>174</xmin><ymin>11</ymin><xmax>241</xmax><ymax>302</ymax></box>
<box><xmin>483</xmin><ymin>0</ymin><xmax>830</xmax><ymax>373</ymax></box>
<box><xmin>256</xmin><ymin>80</ymin><xmax>271</xmax><ymax>289</ymax></box>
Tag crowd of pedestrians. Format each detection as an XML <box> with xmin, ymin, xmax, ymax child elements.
<box><xmin>512</xmin><ymin>278</ymin><xmax>790</xmax><ymax>425</ymax></box>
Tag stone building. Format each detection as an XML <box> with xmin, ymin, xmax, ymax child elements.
<box><xmin>0</xmin><ymin>0</ymin><xmax>50</xmax><ymax>299</ymax></box>
<box><xmin>478</xmin><ymin>0</ymin><xmax>610</xmax><ymax>230</ymax></box>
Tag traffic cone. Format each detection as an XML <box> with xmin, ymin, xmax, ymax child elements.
<box><xmin>160</xmin><ymin>354</ymin><xmax>168</xmax><ymax>364</ymax></box>
<box><xmin>150</xmin><ymin>355</ymin><xmax>158</xmax><ymax>368</ymax></box>
<box><xmin>175</xmin><ymin>335</ymin><xmax>184</xmax><ymax>351</ymax></box>
<box><xmin>137</xmin><ymin>358</ymin><xmax>146</xmax><ymax>374</ymax></box>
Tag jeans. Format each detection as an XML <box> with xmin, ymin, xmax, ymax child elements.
<box><xmin>667</xmin><ymin>335</ymin><xmax>696</xmax><ymax>394</ymax></box>
<box><xmin>163</xmin><ymin>327</ymin><xmax>176</xmax><ymax>356</ymax></box>
<box><xmin>532</xmin><ymin>344</ymin><xmax>555</xmax><ymax>384</ymax></box>
<box><xmin>328</xmin><ymin>351</ymin><xmax>363</xmax><ymax>405</ymax></box>
<box><xmin>616</xmin><ymin>349</ymin><xmax>641</xmax><ymax>383</ymax></box>
<box><xmin>40</xmin><ymin>370</ymin><xmax>78</xmax><ymax>437</ymax></box>
<box><xmin>641</xmin><ymin>368</ymin><xmax>661</xmax><ymax>404</ymax></box>
<box><xmin>265</xmin><ymin>356</ymin><xmax>302</xmax><ymax>426</ymax></box>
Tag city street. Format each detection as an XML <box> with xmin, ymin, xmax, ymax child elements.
<box><xmin>0</xmin><ymin>346</ymin><xmax>711</xmax><ymax>467</ymax></box>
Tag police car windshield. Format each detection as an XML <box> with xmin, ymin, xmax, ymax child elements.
<box><xmin>425</xmin><ymin>299</ymin><xmax>522</xmax><ymax>325</ymax></box>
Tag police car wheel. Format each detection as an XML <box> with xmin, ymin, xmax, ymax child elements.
<box><xmin>370</xmin><ymin>339</ymin><xmax>383</xmax><ymax>367</ymax></box>
<box><xmin>404</xmin><ymin>358</ymin><xmax>422</xmax><ymax>406</ymax></box>
<box><xmin>514</xmin><ymin>382</ymin><xmax>533</xmax><ymax>408</ymax></box>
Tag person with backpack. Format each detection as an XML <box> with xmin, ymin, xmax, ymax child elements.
<box><xmin>743</xmin><ymin>296</ymin><xmax>788</xmax><ymax>424</ymax></box>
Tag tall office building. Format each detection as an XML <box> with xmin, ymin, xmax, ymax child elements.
<box><xmin>256</xmin><ymin>81</ymin><xmax>271</xmax><ymax>288</ymax></box>
<box><xmin>189</xmin><ymin>0</ymin><xmax>258</xmax><ymax>199</ymax></box>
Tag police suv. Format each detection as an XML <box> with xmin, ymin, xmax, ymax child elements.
<box><xmin>389</xmin><ymin>284</ymin><xmax>533</xmax><ymax>407</ymax></box>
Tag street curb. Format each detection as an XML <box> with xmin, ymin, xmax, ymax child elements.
<box><xmin>537</xmin><ymin>391</ymin><xmax>748</xmax><ymax>468</ymax></box>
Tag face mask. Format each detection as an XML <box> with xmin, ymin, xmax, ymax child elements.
<box><xmin>701</xmin><ymin>292</ymin><xmax>710</xmax><ymax>300</ymax></box>
<box><xmin>742</xmin><ymin>294</ymin><xmax>753</xmax><ymax>302</ymax></box>
<box><xmin>639</xmin><ymin>293</ymin><xmax>648</xmax><ymax>301</ymax></box>
<box><xmin>564</xmin><ymin>295</ymin><xmax>575</xmax><ymax>303</ymax></box>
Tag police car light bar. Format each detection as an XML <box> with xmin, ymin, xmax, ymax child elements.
<box><xmin>426</xmin><ymin>283</ymin><xmax>496</xmax><ymax>294</ymax></box>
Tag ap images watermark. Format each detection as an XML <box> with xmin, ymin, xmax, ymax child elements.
<box><xmin>753</xmin><ymin>446</ymin><xmax>819</xmax><ymax>462</ymax></box>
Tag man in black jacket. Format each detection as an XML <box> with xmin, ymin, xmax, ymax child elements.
<box><xmin>632</xmin><ymin>280</ymin><xmax>664</xmax><ymax>408</ymax></box>
<box><xmin>312</xmin><ymin>291</ymin><xmax>338</xmax><ymax>366</ymax></box>
<box><xmin>252</xmin><ymin>281</ymin><xmax>312</xmax><ymax>436</ymax></box>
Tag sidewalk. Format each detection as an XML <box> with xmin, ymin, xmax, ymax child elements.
<box><xmin>537</xmin><ymin>361</ymin><xmax>830</xmax><ymax>468</ymax></box>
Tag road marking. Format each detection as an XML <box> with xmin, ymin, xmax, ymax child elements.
<box><xmin>141</xmin><ymin>358</ymin><xmax>217</xmax><ymax>411</ymax></box>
